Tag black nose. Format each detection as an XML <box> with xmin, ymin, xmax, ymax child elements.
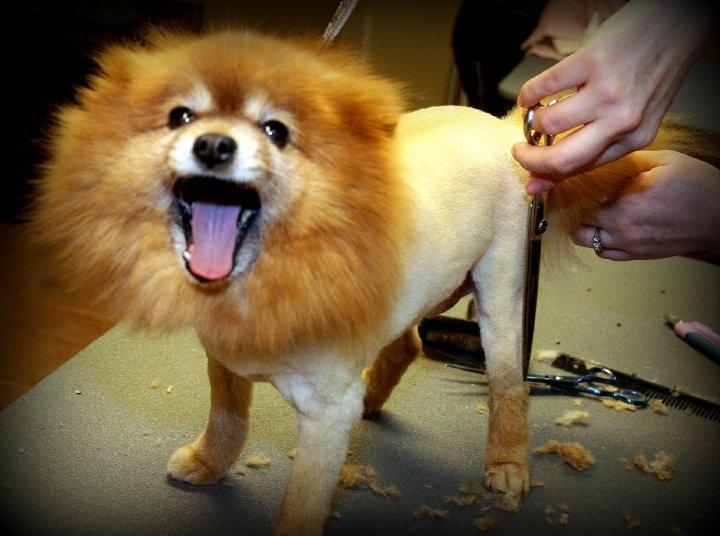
<box><xmin>193</xmin><ymin>133</ymin><xmax>237</xmax><ymax>168</ymax></box>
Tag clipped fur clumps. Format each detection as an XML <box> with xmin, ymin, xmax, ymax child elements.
<box><xmin>602</xmin><ymin>399</ymin><xmax>637</xmax><ymax>412</ymax></box>
<box><xmin>339</xmin><ymin>464</ymin><xmax>401</xmax><ymax>498</ymax></box>
<box><xmin>554</xmin><ymin>410</ymin><xmax>589</xmax><ymax>426</ymax></box>
<box><xmin>633</xmin><ymin>451</ymin><xmax>675</xmax><ymax>480</ymax></box>
<box><xmin>30</xmin><ymin>29</ymin><xmax>409</xmax><ymax>356</ymax></box>
<box><xmin>534</xmin><ymin>440</ymin><xmax>596</xmax><ymax>471</ymax></box>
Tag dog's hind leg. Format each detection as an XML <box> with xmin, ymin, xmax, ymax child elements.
<box><xmin>273</xmin><ymin>363</ymin><xmax>365</xmax><ymax>536</ymax></box>
<box><xmin>361</xmin><ymin>327</ymin><xmax>421</xmax><ymax>416</ymax></box>
<box><xmin>471</xmin><ymin>240</ymin><xmax>529</xmax><ymax>512</ymax></box>
<box><xmin>167</xmin><ymin>355</ymin><xmax>252</xmax><ymax>484</ymax></box>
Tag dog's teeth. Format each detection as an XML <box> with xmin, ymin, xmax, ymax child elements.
<box><xmin>239</xmin><ymin>209</ymin><xmax>254</xmax><ymax>226</ymax></box>
<box><xmin>179</xmin><ymin>199</ymin><xmax>192</xmax><ymax>215</ymax></box>
<box><xmin>182</xmin><ymin>250</ymin><xmax>192</xmax><ymax>262</ymax></box>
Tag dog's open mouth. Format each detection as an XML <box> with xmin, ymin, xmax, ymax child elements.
<box><xmin>173</xmin><ymin>176</ymin><xmax>261</xmax><ymax>283</ymax></box>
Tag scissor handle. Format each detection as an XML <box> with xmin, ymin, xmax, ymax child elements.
<box><xmin>523</xmin><ymin>100</ymin><xmax>558</xmax><ymax>147</ymax></box>
<box><xmin>612</xmin><ymin>389</ymin><xmax>650</xmax><ymax>407</ymax></box>
<box><xmin>581</xmin><ymin>367</ymin><xmax>618</xmax><ymax>385</ymax></box>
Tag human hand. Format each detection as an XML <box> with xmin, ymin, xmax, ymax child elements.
<box><xmin>572</xmin><ymin>150</ymin><xmax>720</xmax><ymax>261</ymax></box>
<box><xmin>513</xmin><ymin>0</ymin><xmax>716</xmax><ymax>195</ymax></box>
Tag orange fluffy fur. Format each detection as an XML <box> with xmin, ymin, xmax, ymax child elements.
<box><xmin>32</xmin><ymin>30</ymin><xmax>409</xmax><ymax>356</ymax></box>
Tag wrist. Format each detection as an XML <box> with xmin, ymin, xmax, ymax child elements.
<box><xmin>619</xmin><ymin>0</ymin><xmax>716</xmax><ymax>51</ymax></box>
<box><xmin>704</xmin><ymin>174</ymin><xmax>720</xmax><ymax>255</ymax></box>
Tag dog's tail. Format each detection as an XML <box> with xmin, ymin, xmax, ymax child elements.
<box><xmin>506</xmin><ymin>106</ymin><xmax>720</xmax><ymax>259</ymax></box>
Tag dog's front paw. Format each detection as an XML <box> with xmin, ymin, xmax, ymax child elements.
<box><xmin>167</xmin><ymin>444</ymin><xmax>226</xmax><ymax>485</ymax></box>
<box><xmin>484</xmin><ymin>462</ymin><xmax>529</xmax><ymax>512</ymax></box>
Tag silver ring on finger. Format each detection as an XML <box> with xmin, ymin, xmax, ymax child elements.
<box><xmin>592</xmin><ymin>227</ymin><xmax>605</xmax><ymax>255</ymax></box>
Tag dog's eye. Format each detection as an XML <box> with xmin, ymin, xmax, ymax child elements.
<box><xmin>168</xmin><ymin>106</ymin><xmax>196</xmax><ymax>129</ymax></box>
<box><xmin>262</xmin><ymin>120</ymin><xmax>289</xmax><ymax>148</ymax></box>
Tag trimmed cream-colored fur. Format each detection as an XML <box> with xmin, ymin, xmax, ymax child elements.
<box><xmin>384</xmin><ymin>106</ymin><xmax>532</xmax><ymax>506</ymax></box>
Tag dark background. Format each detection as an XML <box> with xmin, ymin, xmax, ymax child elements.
<box><xmin>5</xmin><ymin>1</ymin><xmax>205</xmax><ymax>222</ymax></box>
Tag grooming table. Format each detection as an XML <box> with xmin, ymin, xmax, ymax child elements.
<box><xmin>1</xmin><ymin>248</ymin><xmax>719</xmax><ymax>535</ymax></box>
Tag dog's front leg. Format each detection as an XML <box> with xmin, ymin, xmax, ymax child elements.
<box><xmin>167</xmin><ymin>355</ymin><xmax>252</xmax><ymax>484</ymax></box>
<box><xmin>272</xmin><ymin>365</ymin><xmax>365</xmax><ymax>536</ymax></box>
<box><xmin>472</xmin><ymin>246</ymin><xmax>529</xmax><ymax>512</ymax></box>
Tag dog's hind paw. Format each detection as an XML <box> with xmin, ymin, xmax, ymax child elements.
<box><xmin>167</xmin><ymin>444</ymin><xmax>225</xmax><ymax>485</ymax></box>
<box><xmin>484</xmin><ymin>463</ymin><xmax>529</xmax><ymax>512</ymax></box>
<box><xmin>361</xmin><ymin>392</ymin><xmax>386</xmax><ymax>417</ymax></box>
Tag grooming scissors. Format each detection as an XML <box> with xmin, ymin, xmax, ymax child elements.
<box><xmin>445</xmin><ymin>362</ymin><xmax>649</xmax><ymax>406</ymax></box>
<box><xmin>521</xmin><ymin>101</ymin><xmax>556</xmax><ymax>376</ymax></box>
<box><xmin>526</xmin><ymin>368</ymin><xmax>649</xmax><ymax>406</ymax></box>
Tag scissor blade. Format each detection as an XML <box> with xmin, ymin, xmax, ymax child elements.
<box><xmin>445</xmin><ymin>363</ymin><xmax>485</xmax><ymax>374</ymax></box>
<box><xmin>522</xmin><ymin>194</ymin><xmax>545</xmax><ymax>377</ymax></box>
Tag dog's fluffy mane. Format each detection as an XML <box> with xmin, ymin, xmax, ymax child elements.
<box><xmin>31</xmin><ymin>29</ymin><xmax>410</xmax><ymax>355</ymax></box>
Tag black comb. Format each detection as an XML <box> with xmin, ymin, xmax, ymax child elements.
<box><xmin>418</xmin><ymin>316</ymin><xmax>486</xmax><ymax>372</ymax></box>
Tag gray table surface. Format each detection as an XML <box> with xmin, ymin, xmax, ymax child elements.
<box><xmin>1</xmin><ymin>248</ymin><xmax>719</xmax><ymax>535</ymax></box>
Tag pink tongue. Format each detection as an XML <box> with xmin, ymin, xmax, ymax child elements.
<box><xmin>188</xmin><ymin>201</ymin><xmax>241</xmax><ymax>281</ymax></box>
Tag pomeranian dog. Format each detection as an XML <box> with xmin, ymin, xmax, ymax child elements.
<box><xmin>31</xmin><ymin>28</ymin><xmax>705</xmax><ymax>535</ymax></box>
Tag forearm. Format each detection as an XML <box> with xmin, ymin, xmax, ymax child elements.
<box><xmin>605</xmin><ymin>0</ymin><xmax>717</xmax><ymax>72</ymax></box>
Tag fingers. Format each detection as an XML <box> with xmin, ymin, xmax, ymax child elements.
<box><xmin>519</xmin><ymin>106</ymin><xmax>662</xmax><ymax>179</ymax></box>
<box><xmin>512</xmin><ymin>123</ymin><xmax>644</xmax><ymax>195</ymax></box>
<box><xmin>572</xmin><ymin>224</ymin><xmax>634</xmax><ymax>261</ymax></box>
<box><xmin>517</xmin><ymin>56</ymin><xmax>588</xmax><ymax>108</ymax></box>
<box><xmin>596</xmin><ymin>249</ymin><xmax>634</xmax><ymax>261</ymax></box>
<box><xmin>573</xmin><ymin>224</ymin><xmax>608</xmax><ymax>249</ymax></box>
<box><xmin>513</xmin><ymin>121</ymin><xmax>613</xmax><ymax>177</ymax></box>
<box><xmin>529</xmin><ymin>91</ymin><xmax>596</xmax><ymax>136</ymax></box>
<box><xmin>526</xmin><ymin>174</ymin><xmax>558</xmax><ymax>195</ymax></box>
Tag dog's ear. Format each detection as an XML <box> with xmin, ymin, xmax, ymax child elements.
<box><xmin>347</xmin><ymin>81</ymin><xmax>406</xmax><ymax>141</ymax></box>
<box><xmin>93</xmin><ymin>45</ymin><xmax>138</xmax><ymax>86</ymax></box>
<box><xmin>364</xmin><ymin>77</ymin><xmax>405</xmax><ymax>139</ymax></box>
<box><xmin>83</xmin><ymin>40</ymin><xmax>180</xmax><ymax>116</ymax></box>
<box><xmin>68</xmin><ymin>44</ymin><xmax>142</xmax><ymax>110</ymax></box>
<box><xmin>369</xmin><ymin>83</ymin><xmax>406</xmax><ymax>139</ymax></box>
<box><xmin>340</xmin><ymin>98</ymin><xmax>403</xmax><ymax>142</ymax></box>
<box><xmin>93</xmin><ymin>26</ymin><xmax>191</xmax><ymax>83</ymax></box>
<box><xmin>90</xmin><ymin>27</ymin><xmax>185</xmax><ymax>86</ymax></box>
<box><xmin>309</xmin><ymin>41</ymin><xmax>406</xmax><ymax>140</ymax></box>
<box><xmin>381</xmin><ymin>121</ymin><xmax>399</xmax><ymax>137</ymax></box>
